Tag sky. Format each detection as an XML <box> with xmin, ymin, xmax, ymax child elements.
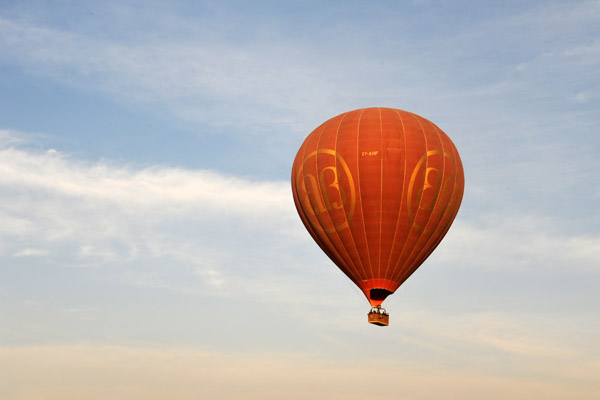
<box><xmin>1</xmin><ymin>0</ymin><xmax>599</xmax><ymax>398</ymax></box>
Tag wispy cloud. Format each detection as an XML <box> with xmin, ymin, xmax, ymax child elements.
<box><xmin>2</xmin><ymin>129</ymin><xmax>598</xmax><ymax>300</ymax></box>
<box><xmin>0</xmin><ymin>15</ymin><xmax>340</xmax><ymax>133</ymax></box>
<box><xmin>0</xmin><ymin>129</ymin><xmax>27</xmax><ymax>146</ymax></box>
<box><xmin>399</xmin><ymin>309</ymin><xmax>592</xmax><ymax>358</ymax></box>
<box><xmin>0</xmin><ymin>127</ymin><xmax>597</xmax><ymax>364</ymax></box>
<box><xmin>2</xmin><ymin>1</ymin><xmax>598</xmax><ymax>147</ymax></box>
<box><xmin>3</xmin><ymin>2</ymin><xmax>598</xmax><ymax>190</ymax></box>
<box><xmin>437</xmin><ymin>216</ymin><xmax>600</xmax><ymax>273</ymax></box>
<box><xmin>0</xmin><ymin>131</ymin><xmax>303</xmax><ymax>294</ymax></box>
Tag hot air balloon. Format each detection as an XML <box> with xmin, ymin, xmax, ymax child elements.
<box><xmin>291</xmin><ymin>108</ymin><xmax>464</xmax><ymax>326</ymax></box>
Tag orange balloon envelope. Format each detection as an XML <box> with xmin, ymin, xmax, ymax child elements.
<box><xmin>291</xmin><ymin>108</ymin><xmax>464</xmax><ymax>322</ymax></box>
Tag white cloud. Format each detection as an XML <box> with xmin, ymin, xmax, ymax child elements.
<box><xmin>436</xmin><ymin>215</ymin><xmax>600</xmax><ymax>273</ymax></box>
<box><xmin>0</xmin><ymin>134</ymin><xmax>308</xmax><ymax>296</ymax></box>
<box><xmin>0</xmin><ymin>129</ymin><xmax>27</xmax><ymax>146</ymax></box>
<box><xmin>1</xmin><ymin>129</ymin><xmax>598</xmax><ymax>305</ymax></box>
<box><xmin>2</xmin><ymin>127</ymin><xmax>596</xmax><ymax>362</ymax></box>
<box><xmin>1</xmin><ymin>146</ymin><xmax>290</xmax><ymax>214</ymax></box>
<box><xmin>12</xmin><ymin>248</ymin><xmax>48</xmax><ymax>257</ymax></box>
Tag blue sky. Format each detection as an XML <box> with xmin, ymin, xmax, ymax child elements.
<box><xmin>1</xmin><ymin>1</ymin><xmax>599</xmax><ymax>399</ymax></box>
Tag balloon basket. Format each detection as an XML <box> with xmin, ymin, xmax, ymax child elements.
<box><xmin>368</xmin><ymin>306</ymin><xmax>389</xmax><ymax>326</ymax></box>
